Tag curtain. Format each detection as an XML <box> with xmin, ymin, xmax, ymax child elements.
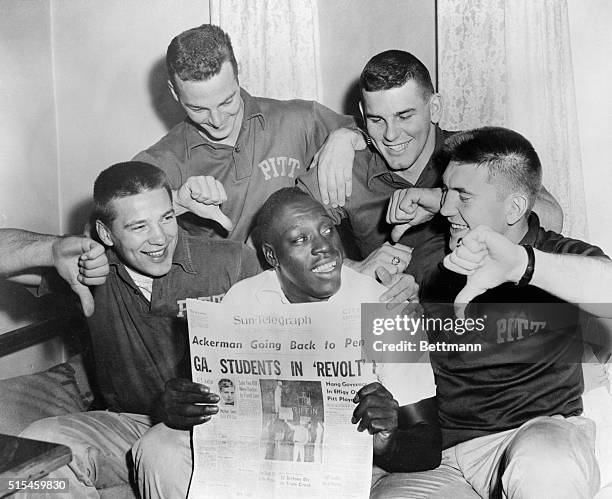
<box><xmin>438</xmin><ymin>0</ymin><xmax>587</xmax><ymax>238</ymax></box>
<box><xmin>209</xmin><ymin>0</ymin><xmax>322</xmax><ymax>101</ymax></box>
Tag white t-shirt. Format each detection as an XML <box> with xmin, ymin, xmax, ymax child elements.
<box><xmin>223</xmin><ymin>266</ymin><xmax>436</xmax><ymax>406</ymax></box>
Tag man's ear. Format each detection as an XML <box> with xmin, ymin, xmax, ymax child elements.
<box><xmin>96</xmin><ymin>220</ymin><xmax>114</xmax><ymax>247</ymax></box>
<box><xmin>506</xmin><ymin>193</ymin><xmax>529</xmax><ymax>226</ymax></box>
<box><xmin>167</xmin><ymin>79</ymin><xmax>179</xmax><ymax>103</ymax></box>
<box><xmin>429</xmin><ymin>93</ymin><xmax>443</xmax><ymax>124</ymax></box>
<box><xmin>262</xmin><ymin>243</ymin><xmax>278</xmax><ymax>268</ymax></box>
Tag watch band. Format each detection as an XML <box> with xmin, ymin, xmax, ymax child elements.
<box><xmin>517</xmin><ymin>245</ymin><xmax>535</xmax><ymax>287</ymax></box>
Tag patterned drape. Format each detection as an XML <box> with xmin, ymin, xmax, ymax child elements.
<box><xmin>209</xmin><ymin>0</ymin><xmax>322</xmax><ymax>101</ymax></box>
<box><xmin>438</xmin><ymin>0</ymin><xmax>587</xmax><ymax>238</ymax></box>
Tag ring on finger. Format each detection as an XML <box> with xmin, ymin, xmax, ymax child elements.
<box><xmin>391</xmin><ymin>256</ymin><xmax>401</xmax><ymax>266</ymax></box>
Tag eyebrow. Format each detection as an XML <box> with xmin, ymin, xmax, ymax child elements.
<box><xmin>281</xmin><ymin>216</ymin><xmax>333</xmax><ymax>236</ymax></box>
<box><xmin>443</xmin><ymin>183</ymin><xmax>476</xmax><ymax>196</ymax></box>
<box><xmin>124</xmin><ymin>219</ymin><xmax>147</xmax><ymax>229</ymax></box>
<box><xmin>124</xmin><ymin>209</ymin><xmax>174</xmax><ymax>229</ymax></box>
<box><xmin>185</xmin><ymin>90</ymin><xmax>236</xmax><ymax>110</ymax></box>
<box><xmin>281</xmin><ymin>222</ymin><xmax>306</xmax><ymax>236</ymax></box>
<box><xmin>365</xmin><ymin>107</ymin><xmax>417</xmax><ymax>119</ymax></box>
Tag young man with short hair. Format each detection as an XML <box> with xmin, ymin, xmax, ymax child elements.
<box><xmin>20</xmin><ymin>161</ymin><xmax>260</xmax><ymax>498</ymax></box>
<box><xmin>379</xmin><ymin>127</ymin><xmax>605</xmax><ymax>498</ymax></box>
<box><xmin>134</xmin><ymin>24</ymin><xmax>363</xmax><ymax>244</ymax></box>
<box><xmin>300</xmin><ymin>50</ymin><xmax>563</xmax><ymax>279</ymax></box>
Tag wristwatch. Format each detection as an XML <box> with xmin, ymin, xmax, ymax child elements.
<box><xmin>517</xmin><ymin>245</ymin><xmax>535</xmax><ymax>287</ymax></box>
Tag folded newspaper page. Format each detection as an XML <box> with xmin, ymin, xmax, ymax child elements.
<box><xmin>186</xmin><ymin>298</ymin><xmax>375</xmax><ymax>499</ymax></box>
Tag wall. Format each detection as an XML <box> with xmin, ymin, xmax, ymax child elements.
<box><xmin>567</xmin><ymin>0</ymin><xmax>612</xmax><ymax>255</ymax></box>
<box><xmin>52</xmin><ymin>0</ymin><xmax>209</xmax><ymax>233</ymax></box>
<box><xmin>0</xmin><ymin>0</ymin><xmax>61</xmax><ymax>338</ymax></box>
<box><xmin>0</xmin><ymin>0</ymin><xmax>59</xmax><ymax>233</ymax></box>
<box><xmin>317</xmin><ymin>0</ymin><xmax>436</xmax><ymax>114</ymax></box>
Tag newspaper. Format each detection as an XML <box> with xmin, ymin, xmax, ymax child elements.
<box><xmin>186</xmin><ymin>298</ymin><xmax>375</xmax><ymax>499</ymax></box>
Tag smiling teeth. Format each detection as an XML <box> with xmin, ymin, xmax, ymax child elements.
<box><xmin>145</xmin><ymin>249</ymin><xmax>165</xmax><ymax>257</ymax></box>
<box><xmin>387</xmin><ymin>143</ymin><xmax>407</xmax><ymax>152</ymax></box>
<box><xmin>313</xmin><ymin>262</ymin><xmax>337</xmax><ymax>273</ymax></box>
<box><xmin>451</xmin><ymin>223</ymin><xmax>467</xmax><ymax>230</ymax></box>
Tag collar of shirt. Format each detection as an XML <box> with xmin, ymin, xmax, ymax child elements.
<box><xmin>253</xmin><ymin>270</ymin><xmax>291</xmax><ymax>304</ymax></box>
<box><xmin>519</xmin><ymin>212</ymin><xmax>541</xmax><ymax>247</ymax></box>
<box><xmin>253</xmin><ymin>267</ymin><xmax>368</xmax><ymax>304</ymax></box>
<box><xmin>182</xmin><ymin>88</ymin><xmax>265</xmax><ymax>154</ymax></box>
<box><xmin>366</xmin><ymin>126</ymin><xmax>448</xmax><ymax>189</ymax></box>
<box><xmin>107</xmin><ymin>229</ymin><xmax>197</xmax><ymax>288</ymax></box>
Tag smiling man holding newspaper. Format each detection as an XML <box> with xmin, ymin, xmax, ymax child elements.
<box><xmin>220</xmin><ymin>188</ymin><xmax>440</xmax><ymax>491</ymax></box>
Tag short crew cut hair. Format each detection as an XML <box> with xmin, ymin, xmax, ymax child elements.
<box><xmin>167</xmin><ymin>24</ymin><xmax>238</xmax><ymax>82</ymax></box>
<box><xmin>93</xmin><ymin>161</ymin><xmax>172</xmax><ymax>225</ymax></box>
<box><xmin>443</xmin><ymin>127</ymin><xmax>543</xmax><ymax>207</ymax></box>
<box><xmin>360</xmin><ymin>50</ymin><xmax>434</xmax><ymax>97</ymax></box>
<box><xmin>254</xmin><ymin>188</ymin><xmax>315</xmax><ymax>248</ymax></box>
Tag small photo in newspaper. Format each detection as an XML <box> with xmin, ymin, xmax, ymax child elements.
<box><xmin>260</xmin><ymin>380</ymin><xmax>325</xmax><ymax>464</ymax></box>
<box><xmin>217</xmin><ymin>377</ymin><xmax>236</xmax><ymax>406</ymax></box>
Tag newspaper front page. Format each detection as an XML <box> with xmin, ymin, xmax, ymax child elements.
<box><xmin>186</xmin><ymin>298</ymin><xmax>375</xmax><ymax>499</ymax></box>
